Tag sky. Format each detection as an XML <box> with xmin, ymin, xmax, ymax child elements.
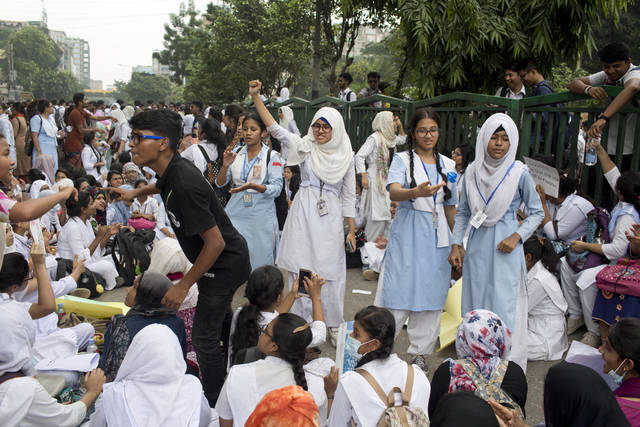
<box><xmin>1</xmin><ymin>0</ymin><xmax>216</xmax><ymax>86</ymax></box>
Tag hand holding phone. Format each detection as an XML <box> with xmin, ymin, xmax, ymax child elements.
<box><xmin>298</xmin><ymin>269</ymin><xmax>312</xmax><ymax>295</ymax></box>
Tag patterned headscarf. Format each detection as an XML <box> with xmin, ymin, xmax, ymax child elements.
<box><xmin>245</xmin><ymin>385</ymin><xmax>320</xmax><ymax>427</ymax></box>
<box><xmin>448</xmin><ymin>309</ymin><xmax>512</xmax><ymax>392</ymax></box>
<box><xmin>123</xmin><ymin>162</ymin><xmax>144</xmax><ymax>185</ymax></box>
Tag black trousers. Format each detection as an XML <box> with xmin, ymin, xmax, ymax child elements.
<box><xmin>192</xmin><ymin>266</ymin><xmax>249</xmax><ymax>406</ymax></box>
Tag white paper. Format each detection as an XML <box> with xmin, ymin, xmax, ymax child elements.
<box><xmin>564</xmin><ymin>340</ymin><xmax>616</xmax><ymax>390</ymax></box>
<box><xmin>35</xmin><ymin>353</ymin><xmax>100</xmax><ymax>372</ymax></box>
<box><xmin>523</xmin><ymin>156</ymin><xmax>560</xmax><ymax>198</ymax></box>
<box><xmin>30</xmin><ymin>220</ymin><xmax>44</xmax><ymax>246</ymax></box>
<box><xmin>352</xmin><ymin>289</ymin><xmax>372</xmax><ymax>295</ymax></box>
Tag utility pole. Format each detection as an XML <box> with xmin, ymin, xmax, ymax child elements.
<box><xmin>311</xmin><ymin>0</ymin><xmax>322</xmax><ymax>100</ymax></box>
<box><xmin>7</xmin><ymin>42</ymin><xmax>16</xmax><ymax>101</ymax></box>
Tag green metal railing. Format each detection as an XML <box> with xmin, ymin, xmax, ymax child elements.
<box><xmin>260</xmin><ymin>87</ymin><xmax>639</xmax><ymax>204</ymax></box>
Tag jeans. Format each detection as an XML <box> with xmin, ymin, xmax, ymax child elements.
<box><xmin>192</xmin><ymin>268</ymin><xmax>249</xmax><ymax>406</ymax></box>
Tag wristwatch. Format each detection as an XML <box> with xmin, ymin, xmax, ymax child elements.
<box><xmin>597</xmin><ymin>113</ymin><xmax>610</xmax><ymax>122</ymax></box>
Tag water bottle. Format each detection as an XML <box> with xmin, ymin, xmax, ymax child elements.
<box><xmin>56</xmin><ymin>303</ymin><xmax>66</xmax><ymax>321</ymax></box>
<box><xmin>584</xmin><ymin>137</ymin><xmax>599</xmax><ymax>166</ymax></box>
<box><xmin>86</xmin><ymin>339</ymin><xmax>98</xmax><ymax>354</ymax></box>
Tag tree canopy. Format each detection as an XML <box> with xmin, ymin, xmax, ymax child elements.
<box><xmin>117</xmin><ymin>72</ymin><xmax>175</xmax><ymax>103</ymax></box>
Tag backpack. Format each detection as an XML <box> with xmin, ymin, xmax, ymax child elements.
<box><xmin>459</xmin><ymin>359</ymin><xmax>525</xmax><ymax>420</ymax></box>
<box><xmin>356</xmin><ymin>364</ymin><xmax>429</xmax><ymax>427</ymax></box>
<box><xmin>596</xmin><ymin>258</ymin><xmax>640</xmax><ymax>297</ymax></box>
<box><xmin>101</xmin><ymin>315</ymin><xmax>132</xmax><ymax>382</ymax></box>
<box><xmin>197</xmin><ymin>144</ymin><xmax>231</xmax><ymax>207</ymax></box>
<box><xmin>55</xmin><ymin>258</ymin><xmax>107</xmax><ymax>299</ymax></box>
<box><xmin>111</xmin><ymin>228</ymin><xmax>155</xmax><ymax>286</ymax></box>
<box><xmin>566</xmin><ymin>207</ymin><xmax>611</xmax><ymax>272</ymax></box>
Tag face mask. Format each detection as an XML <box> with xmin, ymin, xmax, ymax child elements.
<box><xmin>608</xmin><ymin>359</ymin><xmax>628</xmax><ymax>385</ymax></box>
<box><xmin>345</xmin><ymin>335</ymin><xmax>374</xmax><ymax>362</ymax></box>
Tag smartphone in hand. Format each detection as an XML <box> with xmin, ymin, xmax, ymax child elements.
<box><xmin>298</xmin><ymin>269</ymin><xmax>312</xmax><ymax>295</ymax></box>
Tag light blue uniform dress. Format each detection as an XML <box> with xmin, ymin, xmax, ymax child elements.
<box><xmin>452</xmin><ymin>169</ymin><xmax>543</xmax><ymax>330</ymax></box>
<box><xmin>380</xmin><ymin>152</ymin><xmax>458</xmax><ymax>311</ymax></box>
<box><xmin>219</xmin><ymin>144</ymin><xmax>283</xmax><ymax>269</ymax></box>
<box><xmin>30</xmin><ymin>114</ymin><xmax>59</xmax><ymax>171</ymax></box>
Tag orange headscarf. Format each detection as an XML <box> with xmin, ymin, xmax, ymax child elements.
<box><xmin>245</xmin><ymin>385</ymin><xmax>320</xmax><ymax>427</ymax></box>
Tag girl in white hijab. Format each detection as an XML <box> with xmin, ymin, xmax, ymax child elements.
<box><xmin>449</xmin><ymin>113</ymin><xmax>544</xmax><ymax>371</ymax></box>
<box><xmin>354</xmin><ymin>111</ymin><xmax>406</xmax><ymax>241</ymax></box>
<box><xmin>250</xmin><ymin>80</ymin><xmax>355</xmax><ymax>342</ymax></box>
<box><xmin>86</xmin><ymin>324</ymin><xmax>212</xmax><ymax>427</ymax></box>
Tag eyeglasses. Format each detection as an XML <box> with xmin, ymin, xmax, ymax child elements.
<box><xmin>260</xmin><ymin>325</ymin><xmax>273</xmax><ymax>340</ymax></box>
<box><xmin>451</xmin><ymin>150</ymin><xmax>461</xmax><ymax>157</ymax></box>
<box><xmin>311</xmin><ymin>123</ymin><xmax>332</xmax><ymax>132</ymax></box>
<box><xmin>131</xmin><ymin>133</ymin><xmax>165</xmax><ymax>146</ymax></box>
<box><xmin>415</xmin><ymin>128</ymin><xmax>439</xmax><ymax>137</ymax></box>
<box><xmin>22</xmin><ymin>272</ymin><xmax>34</xmax><ymax>284</ymax></box>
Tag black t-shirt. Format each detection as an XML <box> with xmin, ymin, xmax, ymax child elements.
<box><xmin>155</xmin><ymin>154</ymin><xmax>249</xmax><ymax>275</ymax></box>
<box><xmin>428</xmin><ymin>360</ymin><xmax>528</xmax><ymax>419</ymax></box>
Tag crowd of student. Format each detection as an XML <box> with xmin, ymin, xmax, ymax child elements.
<box><xmin>0</xmin><ymin>41</ymin><xmax>639</xmax><ymax>427</ymax></box>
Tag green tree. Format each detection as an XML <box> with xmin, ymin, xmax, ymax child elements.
<box><xmin>362</xmin><ymin>0</ymin><xmax>630</xmax><ymax>97</ymax></box>
<box><xmin>122</xmin><ymin>72</ymin><xmax>174</xmax><ymax>103</ymax></box>
<box><xmin>31</xmin><ymin>70</ymin><xmax>82</xmax><ymax>99</ymax></box>
<box><xmin>10</xmin><ymin>26</ymin><xmax>61</xmax><ymax>91</ymax></box>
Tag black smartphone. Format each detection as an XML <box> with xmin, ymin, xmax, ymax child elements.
<box><xmin>298</xmin><ymin>269</ymin><xmax>312</xmax><ymax>295</ymax></box>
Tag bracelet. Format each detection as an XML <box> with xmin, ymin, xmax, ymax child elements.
<box><xmin>584</xmin><ymin>85</ymin><xmax>592</xmax><ymax>95</ymax></box>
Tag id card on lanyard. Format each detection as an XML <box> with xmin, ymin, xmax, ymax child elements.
<box><xmin>420</xmin><ymin>159</ymin><xmax>440</xmax><ymax>229</ymax></box>
<box><xmin>471</xmin><ymin>161</ymin><xmax>515</xmax><ymax>229</ymax></box>
<box><xmin>241</xmin><ymin>152</ymin><xmax>261</xmax><ymax>208</ymax></box>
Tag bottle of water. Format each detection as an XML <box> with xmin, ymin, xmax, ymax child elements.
<box><xmin>585</xmin><ymin>137</ymin><xmax>599</xmax><ymax>166</ymax></box>
<box><xmin>86</xmin><ymin>338</ymin><xmax>98</xmax><ymax>354</ymax></box>
<box><xmin>56</xmin><ymin>303</ymin><xmax>66</xmax><ymax>321</ymax></box>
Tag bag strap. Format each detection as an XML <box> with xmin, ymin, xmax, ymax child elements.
<box><xmin>356</xmin><ymin>368</ymin><xmax>389</xmax><ymax>406</ymax></box>
<box><xmin>0</xmin><ymin>371</ymin><xmax>25</xmax><ymax>385</ymax></box>
<box><xmin>197</xmin><ymin>144</ymin><xmax>212</xmax><ymax>163</ymax></box>
<box><xmin>402</xmin><ymin>364</ymin><xmax>415</xmax><ymax>405</ymax></box>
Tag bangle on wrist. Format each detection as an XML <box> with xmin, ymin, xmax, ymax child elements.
<box><xmin>584</xmin><ymin>85</ymin><xmax>592</xmax><ymax>95</ymax></box>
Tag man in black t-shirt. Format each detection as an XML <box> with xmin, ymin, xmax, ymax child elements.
<box><xmin>110</xmin><ymin>109</ymin><xmax>250</xmax><ymax>406</ymax></box>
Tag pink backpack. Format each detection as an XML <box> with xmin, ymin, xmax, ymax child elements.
<box><xmin>596</xmin><ymin>258</ymin><xmax>640</xmax><ymax>297</ymax></box>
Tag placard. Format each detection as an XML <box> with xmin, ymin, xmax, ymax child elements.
<box><xmin>523</xmin><ymin>156</ymin><xmax>559</xmax><ymax>198</ymax></box>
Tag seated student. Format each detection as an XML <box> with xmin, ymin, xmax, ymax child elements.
<box><xmin>246</xmin><ymin>385</ymin><xmax>319</xmax><ymax>427</ymax></box>
<box><xmin>122</xmin><ymin>162</ymin><xmax>144</xmax><ymax>186</ymax></box>
<box><xmin>429</xmin><ymin>309</ymin><xmax>527</xmax><ymax>419</ymax></box>
<box><xmin>100</xmin><ymin>272</ymin><xmax>187</xmax><ymax>382</ymax></box>
<box><xmin>599</xmin><ymin>318</ymin><xmax>640</xmax><ymax>426</ymax></box>
<box><xmin>536</xmin><ymin>174</ymin><xmax>594</xmax><ymax>250</ymax></box>
<box><xmin>105</xmin><ymin>170</ymin><xmax>131</xmax><ymax>226</ymax></box>
<box><xmin>87</xmin><ymin>324</ymin><xmax>212</xmax><ymax>427</ymax></box>
<box><xmin>89</xmin><ymin>187</ymin><xmax>108</xmax><ymax>226</ymax></box>
<box><xmin>81</xmin><ymin>132</ymin><xmax>106</xmax><ymax>185</ymax></box>
<box><xmin>129</xmin><ymin>179</ymin><xmax>158</xmax><ymax>230</ymax></box>
<box><xmin>0</xmin><ymin>287</ymin><xmax>106</xmax><ymax>427</ymax></box>
<box><xmin>37</xmin><ymin>189</ymin><xmax>62</xmax><ymax>235</ymax></box>
<box><xmin>216</xmin><ymin>313</ymin><xmax>328</xmax><ymax>426</ymax></box>
<box><xmin>228</xmin><ymin>265</ymin><xmax>326</xmax><ymax>368</ymax></box>
<box><xmin>54</xmin><ymin>168</ymin><xmax>70</xmax><ymax>183</ymax></box>
<box><xmin>491</xmin><ymin>361</ymin><xmax>630</xmax><ymax>427</ymax></box>
<box><xmin>523</xmin><ymin>235</ymin><xmax>568</xmax><ymax>361</ymax></box>
<box><xmin>431</xmin><ymin>391</ymin><xmax>501</xmax><ymax>427</ymax></box>
<box><xmin>325</xmin><ymin>306</ymin><xmax>430</xmax><ymax>426</ymax></box>
<box><xmin>57</xmin><ymin>191</ymin><xmax>121</xmax><ymax>290</ymax></box>
<box><xmin>563</xmin><ymin>142</ymin><xmax>640</xmax><ymax>347</ymax></box>
<box><xmin>629</xmin><ymin>224</ymin><xmax>640</xmax><ymax>257</ymax></box>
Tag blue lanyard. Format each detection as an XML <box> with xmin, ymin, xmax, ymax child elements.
<box><xmin>241</xmin><ymin>151</ymin><xmax>261</xmax><ymax>182</ymax></box>
<box><xmin>420</xmin><ymin>158</ymin><xmax>439</xmax><ymax>206</ymax></box>
<box><xmin>474</xmin><ymin>161</ymin><xmax>515</xmax><ymax>207</ymax></box>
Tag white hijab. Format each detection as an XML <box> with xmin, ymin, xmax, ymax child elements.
<box><xmin>99</xmin><ymin>324</ymin><xmax>206</xmax><ymax>427</ymax></box>
<box><xmin>28</xmin><ymin>180</ymin><xmax>49</xmax><ymax>200</ymax></box>
<box><xmin>372</xmin><ymin>111</ymin><xmax>396</xmax><ymax>149</ymax></box>
<box><xmin>4</xmin><ymin>224</ymin><xmax>15</xmax><ymax>255</ymax></box>
<box><xmin>279</xmin><ymin>87</ymin><xmax>290</xmax><ymax>102</ymax></box>
<box><xmin>0</xmin><ymin>294</ymin><xmax>36</xmax><ymax>376</ymax></box>
<box><xmin>279</xmin><ymin>106</ymin><xmax>294</xmax><ymax>130</ymax></box>
<box><xmin>464</xmin><ymin>113</ymin><xmax>525</xmax><ymax>226</ymax></box>
<box><xmin>52</xmin><ymin>178</ymin><xmax>74</xmax><ymax>193</ymax></box>
<box><xmin>286</xmin><ymin>107</ymin><xmax>352</xmax><ymax>185</ymax></box>
<box><xmin>39</xmin><ymin>114</ymin><xmax>58</xmax><ymax>138</ymax></box>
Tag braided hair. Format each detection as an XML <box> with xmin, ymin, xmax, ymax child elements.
<box><xmin>272</xmin><ymin>313</ymin><xmax>312</xmax><ymax>390</ymax></box>
<box><xmin>406</xmin><ymin>108</ymin><xmax>451</xmax><ymax>201</ymax></box>
<box><xmin>353</xmin><ymin>306</ymin><xmax>396</xmax><ymax>369</ymax></box>
<box><xmin>232</xmin><ymin>266</ymin><xmax>284</xmax><ymax>361</ymax></box>
<box><xmin>523</xmin><ymin>235</ymin><xmax>559</xmax><ymax>272</ymax></box>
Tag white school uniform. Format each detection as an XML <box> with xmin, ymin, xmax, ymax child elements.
<box><xmin>216</xmin><ymin>356</ymin><xmax>328</xmax><ymax>426</ymax></box>
<box><xmin>131</xmin><ymin>196</ymin><xmax>159</xmax><ymax>219</ymax></box>
<box><xmin>527</xmin><ymin>261</ymin><xmax>568</xmax><ymax>361</ymax></box>
<box><xmin>57</xmin><ymin>217</ymin><xmax>119</xmax><ymax>290</ymax></box>
<box><xmin>328</xmin><ymin>354</ymin><xmax>430</xmax><ymax>427</ymax></box>
<box><xmin>81</xmin><ymin>145</ymin><xmax>105</xmax><ymax>184</ymax></box>
<box><xmin>541</xmin><ymin>193</ymin><xmax>593</xmax><ymax>243</ymax></box>
<box><xmin>181</xmin><ymin>141</ymin><xmax>219</xmax><ymax>174</ymax></box>
<box><xmin>354</xmin><ymin>133</ymin><xmax>406</xmax><ymax>241</ymax></box>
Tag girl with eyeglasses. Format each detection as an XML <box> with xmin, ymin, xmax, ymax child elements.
<box><xmin>373</xmin><ymin>107</ymin><xmax>458</xmax><ymax>373</ymax></box>
<box><xmin>249</xmin><ymin>80</ymin><xmax>356</xmax><ymax>345</ymax></box>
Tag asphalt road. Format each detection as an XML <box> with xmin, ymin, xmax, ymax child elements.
<box><xmin>99</xmin><ymin>265</ymin><xmax>592</xmax><ymax>425</ymax></box>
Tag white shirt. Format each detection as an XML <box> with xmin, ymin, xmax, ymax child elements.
<box><xmin>181</xmin><ymin>142</ymin><xmax>219</xmax><ymax>174</ymax></box>
<box><xmin>494</xmin><ymin>84</ymin><xmax>527</xmax><ymax>99</ymax></box>
<box><xmin>131</xmin><ymin>196</ymin><xmax>158</xmax><ymax>218</ymax></box>
<box><xmin>338</xmin><ymin>88</ymin><xmax>357</xmax><ymax>102</ymax></box>
<box><xmin>541</xmin><ymin>193</ymin><xmax>594</xmax><ymax>243</ymax></box>
<box><xmin>328</xmin><ymin>354</ymin><xmax>430</xmax><ymax>427</ymax></box>
<box><xmin>216</xmin><ymin>356</ymin><xmax>328</xmax><ymax>426</ymax></box>
<box><xmin>0</xmin><ymin>377</ymin><xmax>86</xmax><ymax>427</ymax></box>
<box><xmin>182</xmin><ymin>114</ymin><xmax>195</xmax><ymax>135</ymax></box>
<box><xmin>602</xmin><ymin>167</ymin><xmax>637</xmax><ymax>260</ymax></box>
<box><xmin>81</xmin><ymin>145</ymin><xmax>104</xmax><ymax>183</ymax></box>
<box><xmin>588</xmin><ymin>65</ymin><xmax>640</xmax><ymax>155</ymax></box>
<box><xmin>57</xmin><ymin>217</ymin><xmax>101</xmax><ymax>262</ymax></box>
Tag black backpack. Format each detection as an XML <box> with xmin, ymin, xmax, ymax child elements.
<box><xmin>197</xmin><ymin>145</ymin><xmax>231</xmax><ymax>207</ymax></box>
<box><xmin>55</xmin><ymin>259</ymin><xmax>107</xmax><ymax>298</ymax></box>
<box><xmin>111</xmin><ymin>228</ymin><xmax>155</xmax><ymax>286</ymax></box>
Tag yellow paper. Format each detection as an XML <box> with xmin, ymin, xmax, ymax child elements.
<box><xmin>438</xmin><ymin>278</ymin><xmax>462</xmax><ymax>351</ymax></box>
<box><xmin>56</xmin><ymin>295</ymin><xmax>129</xmax><ymax>319</ymax></box>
